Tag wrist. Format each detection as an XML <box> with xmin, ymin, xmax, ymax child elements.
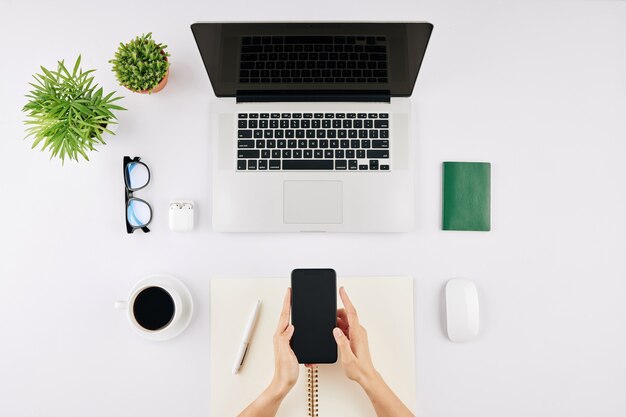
<box><xmin>356</xmin><ymin>368</ymin><xmax>384</xmax><ymax>394</ymax></box>
<box><xmin>267</xmin><ymin>377</ymin><xmax>294</xmax><ymax>400</ymax></box>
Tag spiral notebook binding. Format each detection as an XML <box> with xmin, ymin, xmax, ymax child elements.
<box><xmin>307</xmin><ymin>367</ymin><xmax>319</xmax><ymax>417</ymax></box>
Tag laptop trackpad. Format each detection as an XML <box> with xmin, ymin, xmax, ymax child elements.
<box><xmin>283</xmin><ymin>181</ymin><xmax>343</xmax><ymax>224</ymax></box>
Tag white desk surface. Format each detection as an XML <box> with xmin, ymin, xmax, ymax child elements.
<box><xmin>1</xmin><ymin>0</ymin><xmax>625</xmax><ymax>416</ymax></box>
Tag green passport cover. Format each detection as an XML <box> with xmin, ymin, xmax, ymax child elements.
<box><xmin>442</xmin><ymin>162</ymin><xmax>491</xmax><ymax>231</ymax></box>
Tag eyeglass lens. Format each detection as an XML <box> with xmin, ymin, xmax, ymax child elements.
<box><xmin>127</xmin><ymin>199</ymin><xmax>152</xmax><ymax>227</ymax></box>
<box><xmin>125</xmin><ymin>161</ymin><xmax>150</xmax><ymax>191</ymax></box>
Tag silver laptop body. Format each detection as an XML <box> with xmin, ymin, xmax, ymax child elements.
<box><xmin>191</xmin><ymin>22</ymin><xmax>433</xmax><ymax>232</ymax></box>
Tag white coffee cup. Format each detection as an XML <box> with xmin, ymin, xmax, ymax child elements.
<box><xmin>115</xmin><ymin>275</ymin><xmax>193</xmax><ymax>341</ymax></box>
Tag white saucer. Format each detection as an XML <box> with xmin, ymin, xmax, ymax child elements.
<box><xmin>126</xmin><ymin>275</ymin><xmax>194</xmax><ymax>341</ymax></box>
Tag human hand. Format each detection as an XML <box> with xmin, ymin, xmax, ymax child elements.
<box><xmin>333</xmin><ymin>287</ymin><xmax>378</xmax><ymax>386</ymax></box>
<box><xmin>270</xmin><ymin>288</ymin><xmax>299</xmax><ymax>397</ymax></box>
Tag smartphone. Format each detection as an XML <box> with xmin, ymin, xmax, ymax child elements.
<box><xmin>290</xmin><ymin>269</ymin><xmax>337</xmax><ymax>364</ymax></box>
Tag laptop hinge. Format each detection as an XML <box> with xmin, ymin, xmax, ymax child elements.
<box><xmin>236</xmin><ymin>90</ymin><xmax>390</xmax><ymax>103</ymax></box>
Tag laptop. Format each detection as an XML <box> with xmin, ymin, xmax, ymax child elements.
<box><xmin>191</xmin><ymin>22</ymin><xmax>433</xmax><ymax>232</ymax></box>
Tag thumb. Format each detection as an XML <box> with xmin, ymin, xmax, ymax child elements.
<box><xmin>282</xmin><ymin>324</ymin><xmax>295</xmax><ymax>340</ymax></box>
<box><xmin>333</xmin><ymin>327</ymin><xmax>355</xmax><ymax>359</ymax></box>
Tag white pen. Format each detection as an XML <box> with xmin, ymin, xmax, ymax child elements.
<box><xmin>232</xmin><ymin>299</ymin><xmax>262</xmax><ymax>375</ymax></box>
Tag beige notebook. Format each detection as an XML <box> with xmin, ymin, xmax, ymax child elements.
<box><xmin>210</xmin><ymin>276</ymin><xmax>415</xmax><ymax>417</ymax></box>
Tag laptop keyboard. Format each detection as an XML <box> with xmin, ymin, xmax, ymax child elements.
<box><xmin>237</xmin><ymin>112</ymin><xmax>390</xmax><ymax>171</ymax></box>
<box><xmin>239</xmin><ymin>35</ymin><xmax>388</xmax><ymax>84</ymax></box>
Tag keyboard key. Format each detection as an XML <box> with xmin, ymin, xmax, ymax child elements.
<box><xmin>330</xmin><ymin>140</ymin><xmax>339</xmax><ymax>148</ymax></box>
<box><xmin>238</xmin><ymin>113</ymin><xmax>247</xmax><ymax>119</ymax></box>
<box><xmin>319</xmin><ymin>140</ymin><xmax>329</xmax><ymax>148</ymax></box>
<box><xmin>249</xmin><ymin>113</ymin><xmax>259</xmax><ymax>118</ymax></box>
<box><xmin>324</xmin><ymin>150</ymin><xmax>334</xmax><ymax>158</ymax></box>
<box><xmin>306</xmin><ymin>130</ymin><xmax>315</xmax><ymax>138</ymax></box>
<box><xmin>372</xmin><ymin>140</ymin><xmax>389</xmax><ymax>148</ymax></box>
<box><xmin>277</xmin><ymin>140</ymin><xmax>286</xmax><ymax>148</ymax></box>
<box><xmin>348</xmin><ymin>130</ymin><xmax>357</xmax><ymax>138</ymax></box>
<box><xmin>314</xmin><ymin>150</ymin><xmax>323</xmax><ymax>158</ymax></box>
<box><xmin>316</xmin><ymin>130</ymin><xmax>326</xmax><ymax>138</ymax></box>
<box><xmin>359</xmin><ymin>164</ymin><xmax>368</xmax><ymax>170</ymax></box>
<box><xmin>367</xmin><ymin>150</ymin><xmax>388</xmax><ymax>158</ymax></box>
<box><xmin>283</xmin><ymin>160</ymin><xmax>333</xmax><ymax>170</ymax></box>
<box><xmin>346</xmin><ymin>150</ymin><xmax>355</xmax><ymax>158</ymax></box>
<box><xmin>357</xmin><ymin>113</ymin><xmax>367</xmax><ymax>118</ymax></box>
<box><xmin>238</xmin><ymin>130</ymin><xmax>253</xmax><ymax>138</ymax></box>
<box><xmin>283</xmin><ymin>150</ymin><xmax>291</xmax><ymax>158</ymax></box>
<box><xmin>296</xmin><ymin>130</ymin><xmax>305</xmax><ymax>138</ymax></box>
<box><xmin>357</xmin><ymin>150</ymin><xmax>366</xmax><ymax>159</ymax></box>
<box><xmin>288</xmin><ymin>140</ymin><xmax>297</xmax><ymax>148</ymax></box>
<box><xmin>340</xmin><ymin>140</ymin><xmax>349</xmax><ymax>148</ymax></box>
<box><xmin>293</xmin><ymin>150</ymin><xmax>302</xmax><ymax>158</ymax></box>
<box><xmin>351</xmin><ymin>140</ymin><xmax>360</xmax><ymax>148</ymax></box>
<box><xmin>368</xmin><ymin>113</ymin><xmax>378</xmax><ymax>118</ymax></box>
<box><xmin>370</xmin><ymin>160</ymin><xmax>379</xmax><ymax>170</ymax></box>
<box><xmin>254</xmin><ymin>130</ymin><xmax>263</xmax><ymax>138</ymax></box>
<box><xmin>380</xmin><ymin>130</ymin><xmax>389</xmax><ymax>138</ymax></box>
<box><xmin>347</xmin><ymin>113</ymin><xmax>356</xmax><ymax>118</ymax></box>
<box><xmin>258</xmin><ymin>160</ymin><xmax>268</xmax><ymax>170</ymax></box>
<box><xmin>303</xmin><ymin>113</ymin><xmax>313</xmax><ymax>118</ymax></box>
<box><xmin>380</xmin><ymin>164</ymin><xmax>389</xmax><ymax>170</ymax></box>
<box><xmin>298</xmin><ymin>139</ymin><xmax>308</xmax><ymax>148</ymax></box>
<box><xmin>238</xmin><ymin>140</ymin><xmax>254</xmax><ymax>148</ymax></box>
<box><xmin>238</xmin><ymin>150</ymin><xmax>259</xmax><ymax>158</ymax></box>
<box><xmin>309</xmin><ymin>140</ymin><xmax>318</xmax><ymax>148</ymax></box>
<box><xmin>248</xmin><ymin>160</ymin><xmax>257</xmax><ymax>170</ymax></box>
<box><xmin>237</xmin><ymin>160</ymin><xmax>246</xmax><ymax>170</ymax></box>
<box><xmin>374</xmin><ymin>120</ymin><xmax>389</xmax><ymax>128</ymax></box>
<box><xmin>335</xmin><ymin>160</ymin><xmax>347</xmax><ymax>170</ymax></box>
<box><xmin>264</xmin><ymin>130</ymin><xmax>273</xmax><ymax>138</ymax></box>
<box><xmin>238</xmin><ymin>120</ymin><xmax>247</xmax><ymax>128</ymax></box>
<box><xmin>304</xmin><ymin>150</ymin><xmax>313</xmax><ymax>158</ymax></box>
<box><xmin>267</xmin><ymin>139</ymin><xmax>276</xmax><ymax>148</ymax></box>
<box><xmin>269</xmin><ymin>160</ymin><xmax>281</xmax><ymax>170</ymax></box>
<box><xmin>335</xmin><ymin>150</ymin><xmax>344</xmax><ymax>158</ymax></box>
<box><xmin>272</xmin><ymin>150</ymin><xmax>281</xmax><ymax>158</ymax></box>
<box><xmin>261</xmin><ymin>150</ymin><xmax>270</xmax><ymax>158</ymax></box>
<box><xmin>286</xmin><ymin>130</ymin><xmax>295</xmax><ymax>138</ymax></box>
<box><xmin>362</xmin><ymin>140</ymin><xmax>371</xmax><ymax>148</ymax></box>
<box><xmin>338</xmin><ymin>130</ymin><xmax>347</xmax><ymax>138</ymax></box>
<box><xmin>327</xmin><ymin>130</ymin><xmax>337</xmax><ymax>138</ymax></box>
<box><xmin>261</xmin><ymin>113</ymin><xmax>270</xmax><ymax>118</ymax></box>
<box><xmin>349</xmin><ymin>159</ymin><xmax>358</xmax><ymax>170</ymax></box>
<box><xmin>369</xmin><ymin>130</ymin><xmax>378</xmax><ymax>138</ymax></box>
<box><xmin>359</xmin><ymin>130</ymin><xmax>368</xmax><ymax>138</ymax></box>
<box><xmin>379</xmin><ymin>113</ymin><xmax>389</xmax><ymax>118</ymax></box>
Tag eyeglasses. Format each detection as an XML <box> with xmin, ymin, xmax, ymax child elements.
<box><xmin>124</xmin><ymin>156</ymin><xmax>152</xmax><ymax>233</ymax></box>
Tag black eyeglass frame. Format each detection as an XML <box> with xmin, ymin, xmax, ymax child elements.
<box><xmin>124</xmin><ymin>156</ymin><xmax>152</xmax><ymax>234</ymax></box>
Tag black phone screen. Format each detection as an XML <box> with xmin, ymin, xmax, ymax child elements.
<box><xmin>290</xmin><ymin>269</ymin><xmax>337</xmax><ymax>364</ymax></box>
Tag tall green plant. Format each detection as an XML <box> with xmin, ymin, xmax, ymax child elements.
<box><xmin>23</xmin><ymin>56</ymin><xmax>125</xmax><ymax>163</ymax></box>
<box><xmin>109</xmin><ymin>32</ymin><xmax>170</xmax><ymax>92</ymax></box>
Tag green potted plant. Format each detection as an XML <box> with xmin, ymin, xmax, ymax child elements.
<box><xmin>22</xmin><ymin>56</ymin><xmax>125</xmax><ymax>163</ymax></box>
<box><xmin>109</xmin><ymin>32</ymin><xmax>170</xmax><ymax>94</ymax></box>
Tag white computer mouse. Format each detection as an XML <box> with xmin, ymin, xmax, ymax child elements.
<box><xmin>445</xmin><ymin>278</ymin><xmax>480</xmax><ymax>343</ymax></box>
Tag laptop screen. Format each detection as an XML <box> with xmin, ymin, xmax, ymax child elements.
<box><xmin>191</xmin><ymin>22</ymin><xmax>433</xmax><ymax>98</ymax></box>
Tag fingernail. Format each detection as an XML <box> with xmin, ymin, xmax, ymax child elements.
<box><xmin>333</xmin><ymin>328</ymin><xmax>342</xmax><ymax>337</ymax></box>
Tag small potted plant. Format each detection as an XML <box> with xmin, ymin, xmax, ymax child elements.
<box><xmin>110</xmin><ymin>32</ymin><xmax>170</xmax><ymax>94</ymax></box>
<box><xmin>22</xmin><ymin>56</ymin><xmax>125</xmax><ymax>164</ymax></box>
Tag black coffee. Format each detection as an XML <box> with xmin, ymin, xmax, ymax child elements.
<box><xmin>133</xmin><ymin>286</ymin><xmax>175</xmax><ymax>331</ymax></box>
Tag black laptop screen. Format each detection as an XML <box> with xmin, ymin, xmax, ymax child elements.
<box><xmin>191</xmin><ymin>22</ymin><xmax>433</xmax><ymax>98</ymax></box>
